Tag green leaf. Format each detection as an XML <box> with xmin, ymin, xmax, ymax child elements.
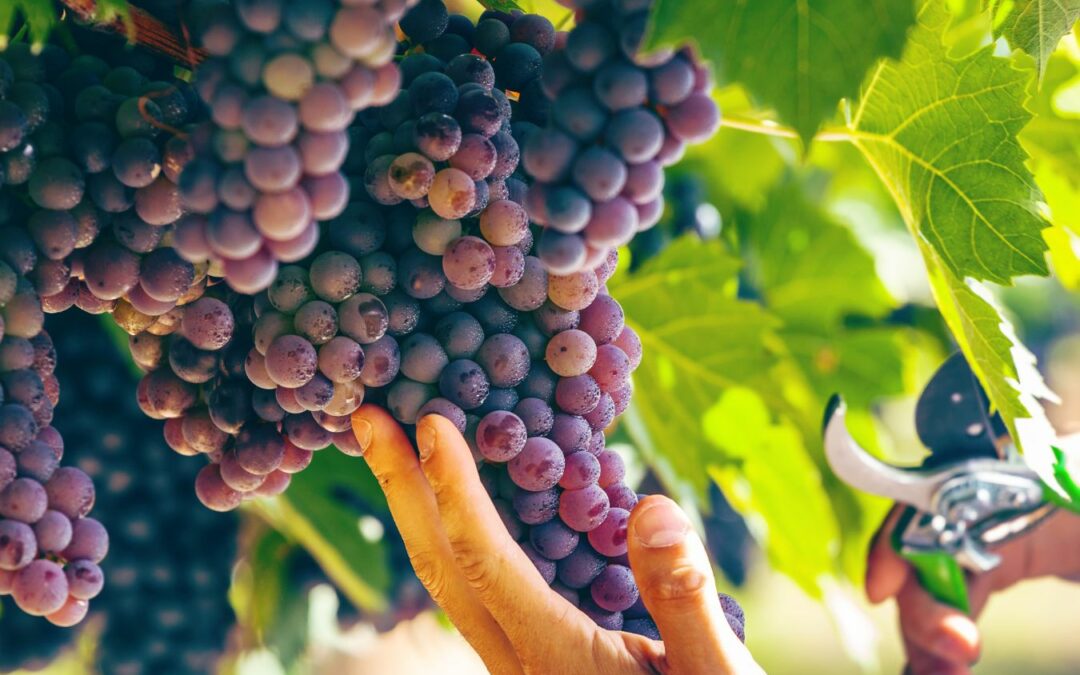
<box><xmin>1022</xmin><ymin>49</ymin><xmax>1080</xmax><ymax>234</ymax></box>
<box><xmin>919</xmin><ymin>238</ymin><xmax>1061</xmax><ymax>483</ymax></box>
<box><xmin>3</xmin><ymin>0</ymin><xmax>56</xmax><ymax>49</ymax></box>
<box><xmin>847</xmin><ymin>0</ymin><xmax>1050</xmax><ymax>284</ymax></box>
<box><xmin>646</xmin><ymin>0</ymin><xmax>916</xmax><ymax>143</ymax></box>
<box><xmin>741</xmin><ymin>181</ymin><xmax>895</xmax><ymax>330</ymax></box>
<box><xmin>703</xmin><ymin>388</ymin><xmax>839</xmax><ymax>596</ymax></box>
<box><xmin>249</xmin><ymin>450</ymin><xmax>392</xmax><ymax>613</ymax></box>
<box><xmin>612</xmin><ymin>238</ymin><xmax>781</xmax><ymax>494</ymax></box>
<box><xmin>992</xmin><ymin>0</ymin><xmax>1080</xmax><ymax>78</ymax></box>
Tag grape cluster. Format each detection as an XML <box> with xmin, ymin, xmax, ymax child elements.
<box><xmin>173</xmin><ymin>0</ymin><xmax>415</xmax><ymax>293</ymax></box>
<box><xmin>0</xmin><ymin>0</ymin><xmax>744</xmax><ymax>638</ymax></box>
<box><xmin>0</xmin><ymin>39</ymin><xmax>205</xmax><ymax>322</ymax></box>
<box><xmin>0</xmin><ymin>310</ymin><xmax>238</xmax><ymax>674</ymax></box>
<box><xmin>0</xmin><ymin>272</ymin><xmax>107</xmax><ymax>627</ymax></box>
<box><xmin>59</xmin><ymin>310</ymin><xmax>239</xmax><ymax>674</ymax></box>
<box><xmin>521</xmin><ymin>0</ymin><xmax>720</xmax><ymax>273</ymax></box>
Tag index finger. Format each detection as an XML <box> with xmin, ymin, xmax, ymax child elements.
<box><xmin>866</xmin><ymin>505</ymin><xmax>910</xmax><ymax>603</ymax></box>
<box><xmin>414</xmin><ymin>414</ymin><xmax>595</xmax><ymax>659</ymax></box>
<box><xmin>351</xmin><ymin>405</ymin><xmax>522</xmax><ymax>673</ymax></box>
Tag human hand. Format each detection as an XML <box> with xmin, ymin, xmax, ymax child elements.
<box><xmin>866</xmin><ymin>507</ymin><xmax>1080</xmax><ymax>674</ymax></box>
<box><xmin>351</xmin><ymin>404</ymin><xmax>763</xmax><ymax>675</ymax></box>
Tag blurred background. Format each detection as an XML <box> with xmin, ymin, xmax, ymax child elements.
<box><xmin>2</xmin><ymin>1</ymin><xmax>1079</xmax><ymax>673</ymax></box>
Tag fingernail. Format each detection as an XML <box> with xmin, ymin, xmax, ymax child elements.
<box><xmin>634</xmin><ymin>501</ymin><xmax>689</xmax><ymax>548</ymax></box>
<box><xmin>417</xmin><ymin>419</ymin><xmax>436</xmax><ymax>461</ymax></box>
<box><xmin>353</xmin><ymin>418</ymin><xmax>372</xmax><ymax>455</ymax></box>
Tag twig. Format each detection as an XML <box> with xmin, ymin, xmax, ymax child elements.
<box><xmin>58</xmin><ymin>0</ymin><xmax>206</xmax><ymax>68</ymax></box>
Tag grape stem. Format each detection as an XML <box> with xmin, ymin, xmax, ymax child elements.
<box><xmin>719</xmin><ymin>115</ymin><xmax>852</xmax><ymax>144</ymax></box>
<box><xmin>58</xmin><ymin>0</ymin><xmax>206</xmax><ymax>68</ymax></box>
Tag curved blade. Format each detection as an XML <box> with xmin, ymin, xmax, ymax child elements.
<box><xmin>823</xmin><ymin>396</ymin><xmax>937</xmax><ymax>511</ymax></box>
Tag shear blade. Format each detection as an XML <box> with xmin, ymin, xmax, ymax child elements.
<box><xmin>823</xmin><ymin>397</ymin><xmax>939</xmax><ymax>512</ymax></box>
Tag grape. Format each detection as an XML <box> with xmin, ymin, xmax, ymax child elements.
<box><xmin>181</xmin><ymin>298</ymin><xmax>234</xmax><ymax>351</ymax></box>
<box><xmin>593</xmin><ymin>61</ymin><xmax>647</xmax><ymax>112</ymax></box>
<box><xmin>560</xmin><ymin>451</ymin><xmax>601</xmax><ymax>491</ymax></box>
<box><xmin>195</xmin><ymin>464</ymin><xmax>243</xmax><ymax>512</ymax></box>
<box><xmin>442</xmin><ymin>236</ymin><xmax>495</xmax><ymax>290</ymax></box>
<box><xmin>62</xmin><ymin>517</ymin><xmax>108</xmax><ymax>563</ymax></box>
<box><xmin>530</xmin><ymin>520</ymin><xmax>579</xmax><ymax>561</ymax></box>
<box><xmin>28</xmin><ymin>158</ymin><xmax>85</xmax><ymax>210</ymax></box>
<box><xmin>12</xmin><ymin>559</ymin><xmax>68</xmax><ymax>616</ymax></box>
<box><xmin>604</xmin><ymin>484</ymin><xmax>638</xmax><ymax>512</ymax></box>
<box><xmin>559</xmin><ymin>484</ymin><xmax>610</xmax><ymax>533</ymax></box>
<box><xmin>388</xmin><ymin>152</ymin><xmax>436</xmax><ymax>200</ymax></box>
<box><xmin>387</xmin><ymin>379</ymin><xmax>437</xmax><ymax>424</ymax></box>
<box><xmin>433</xmin><ymin>311</ymin><xmax>484</xmax><ymax>360</ymax></box>
<box><xmin>0</xmin><ymin>519</ymin><xmax>36</xmax><ymax>571</ymax></box>
<box><xmin>338</xmin><ymin>293</ymin><xmax>389</xmax><ymax>344</ymax></box>
<box><xmin>244</xmin><ymin>144</ymin><xmax>302</xmax><ymax>192</ymax></box>
<box><xmin>665</xmin><ymin>92</ymin><xmax>721</xmax><ymax>143</ymax></box>
<box><xmin>428</xmin><ymin>168</ymin><xmax>477</xmax><ymax>219</ymax></box>
<box><xmin>590</xmin><ymin>564</ymin><xmax>638</xmax><ymax>612</ymax></box>
<box><xmin>359</xmin><ymin>335</ymin><xmax>400</xmax><ymax>387</ymax></box>
<box><xmin>475</xmin><ymin>410</ymin><xmax>527</xmax><ymax>462</ymax></box>
<box><xmin>479</xmin><ymin>200</ymin><xmax>528</xmax><ymax>247</ymax></box>
<box><xmin>512</xmin><ymin>487</ymin><xmax>559</xmax><ymax>525</ymax></box>
<box><xmin>397</xmin><ymin>248</ymin><xmax>446</xmax><ymax>299</ymax></box>
<box><xmin>413</xmin><ymin>211</ymin><xmax>463</xmax><ymax>255</ymax></box>
<box><xmin>0</xmin><ymin>476</ymin><xmax>47</xmax><ymax>524</ymax></box>
<box><xmin>298</xmin><ymin>129</ymin><xmax>348</xmax><ymax>176</ymax></box>
<box><xmin>449</xmin><ymin>134</ymin><xmax>496</xmax><ymax>180</ymax></box>
<box><xmin>476</xmin><ymin>333</ymin><xmax>530</xmax><ymax>388</ymax></box>
<box><xmin>265</xmin><ymin>335</ymin><xmax>318</xmax><ymax>388</ymax></box>
<box><xmin>587</xmin><ymin>507</ymin><xmax>630</xmax><ymax>557</ymax></box>
<box><xmin>64</xmin><ymin>559</ymin><xmax>104</xmax><ymax>601</ymax></box>
<box><xmin>253</xmin><ymin>187</ymin><xmax>313</xmax><ymax>240</ymax></box>
<box><xmin>400</xmin><ymin>333</ymin><xmax>449</xmax><ymax>384</ymax></box>
<box><xmin>416</xmin><ymin>397</ymin><xmax>467</xmax><ymax>433</ymax></box>
<box><xmin>294</xmin><ymin>301</ymin><xmax>339</xmax><ymax>345</ymax></box>
<box><xmin>43</xmin><ymin>467</ymin><xmax>95</xmax><ymax>520</ymax></box>
<box><xmin>438</xmin><ymin>359</ymin><xmax>490</xmax><ymax>410</ymax></box>
<box><xmin>316</xmin><ymin>335</ymin><xmax>364</xmax><ymax>383</ymax></box>
<box><xmin>400</xmin><ymin>0</ymin><xmax>449</xmax><ymax>43</ymax></box>
<box><xmin>27</xmin><ymin>210</ymin><xmax>77</xmax><ymax>261</ymax></box>
<box><xmin>16</xmin><ymin>441</ymin><xmax>58</xmax><ymax>482</ymax></box>
<box><xmin>409</xmin><ymin>72</ymin><xmax>459</xmax><ymax>116</ymax></box>
<box><xmin>508</xmin><ymin>436</ymin><xmax>564</xmax><ymax>491</ymax></box>
<box><xmin>556</xmin><ymin>544</ymin><xmax>606</xmax><ymax>589</ymax></box>
<box><xmin>545</xmin><ymin>329</ymin><xmax>597</xmax><ymax>377</ymax></box>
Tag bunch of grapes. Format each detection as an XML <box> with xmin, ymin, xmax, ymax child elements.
<box><xmin>0</xmin><ymin>268</ymin><xmax>107</xmax><ymax>628</ymax></box>
<box><xmin>0</xmin><ymin>310</ymin><xmax>239</xmax><ymax>674</ymax></box>
<box><xmin>521</xmin><ymin>0</ymin><xmax>721</xmax><ymax>273</ymax></box>
<box><xmin>173</xmin><ymin>0</ymin><xmax>414</xmax><ymax>293</ymax></box>
<box><xmin>0</xmin><ymin>0</ymin><xmax>745</xmax><ymax>639</ymax></box>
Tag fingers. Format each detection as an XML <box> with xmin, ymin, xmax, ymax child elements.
<box><xmin>414</xmin><ymin>414</ymin><xmax>592</xmax><ymax>658</ymax></box>
<box><xmin>866</xmin><ymin>506</ymin><xmax>909</xmax><ymax>604</ymax></box>
<box><xmin>627</xmin><ymin>496</ymin><xmax>758</xmax><ymax>675</ymax></box>
<box><xmin>351</xmin><ymin>405</ymin><xmax>522</xmax><ymax>674</ymax></box>
<box><xmin>895</xmin><ymin>575</ymin><xmax>981</xmax><ymax>667</ymax></box>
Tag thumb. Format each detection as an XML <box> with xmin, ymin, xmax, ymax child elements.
<box><xmin>627</xmin><ymin>496</ymin><xmax>757</xmax><ymax>674</ymax></box>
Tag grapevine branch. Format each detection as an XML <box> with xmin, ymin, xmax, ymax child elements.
<box><xmin>58</xmin><ymin>0</ymin><xmax>205</xmax><ymax>67</ymax></box>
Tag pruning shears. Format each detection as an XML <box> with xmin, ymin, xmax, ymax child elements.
<box><xmin>822</xmin><ymin>353</ymin><xmax>1079</xmax><ymax>613</ymax></box>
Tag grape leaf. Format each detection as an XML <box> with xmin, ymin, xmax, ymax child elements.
<box><xmin>919</xmin><ymin>238</ymin><xmax>1061</xmax><ymax>483</ymax></box>
<box><xmin>741</xmin><ymin>182</ymin><xmax>895</xmax><ymax>330</ymax></box>
<box><xmin>703</xmin><ymin>388</ymin><xmax>839</xmax><ymax>597</ymax></box>
<box><xmin>613</xmin><ymin>239</ymin><xmax>782</xmax><ymax>493</ymax></box>
<box><xmin>992</xmin><ymin>0</ymin><xmax>1080</xmax><ymax>78</ymax></box>
<box><xmin>612</xmin><ymin>239</ymin><xmax>849</xmax><ymax>596</ymax></box>
<box><xmin>847</xmin><ymin>0</ymin><xmax>1050</xmax><ymax>284</ymax></box>
<box><xmin>646</xmin><ymin>0</ymin><xmax>915</xmax><ymax>143</ymax></box>
<box><xmin>0</xmin><ymin>0</ymin><xmax>56</xmax><ymax>48</ymax></box>
<box><xmin>1022</xmin><ymin>51</ymin><xmax>1080</xmax><ymax>234</ymax></box>
<box><xmin>250</xmin><ymin>450</ymin><xmax>392</xmax><ymax>613</ymax></box>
